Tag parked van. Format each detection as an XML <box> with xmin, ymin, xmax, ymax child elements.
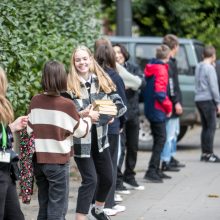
<box><xmin>109</xmin><ymin>36</ymin><xmax>204</xmax><ymax>149</ymax></box>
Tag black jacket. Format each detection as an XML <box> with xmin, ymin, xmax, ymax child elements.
<box><xmin>124</xmin><ymin>61</ymin><xmax>145</xmax><ymax>120</ymax></box>
<box><xmin>168</xmin><ymin>57</ymin><xmax>182</xmax><ymax>117</ymax></box>
<box><xmin>105</xmin><ymin>67</ymin><xmax>127</xmax><ymax>134</ymax></box>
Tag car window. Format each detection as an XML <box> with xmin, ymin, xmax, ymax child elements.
<box><xmin>135</xmin><ymin>44</ymin><xmax>157</xmax><ymax>70</ymax></box>
<box><xmin>135</xmin><ymin>43</ymin><xmax>190</xmax><ymax>75</ymax></box>
<box><xmin>176</xmin><ymin>46</ymin><xmax>190</xmax><ymax>75</ymax></box>
<box><xmin>194</xmin><ymin>43</ymin><xmax>204</xmax><ymax>62</ymax></box>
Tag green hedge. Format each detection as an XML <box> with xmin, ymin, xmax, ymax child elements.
<box><xmin>0</xmin><ymin>0</ymin><xmax>101</xmax><ymax>116</ymax></box>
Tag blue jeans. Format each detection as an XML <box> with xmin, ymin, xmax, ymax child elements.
<box><xmin>34</xmin><ymin>162</ymin><xmax>70</xmax><ymax>220</ymax></box>
<box><xmin>161</xmin><ymin>118</ymin><xmax>180</xmax><ymax>162</ymax></box>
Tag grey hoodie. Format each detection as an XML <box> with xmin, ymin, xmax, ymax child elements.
<box><xmin>195</xmin><ymin>62</ymin><xmax>220</xmax><ymax>105</ymax></box>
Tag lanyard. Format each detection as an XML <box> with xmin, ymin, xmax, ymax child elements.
<box><xmin>1</xmin><ymin>123</ymin><xmax>7</xmax><ymax>151</ymax></box>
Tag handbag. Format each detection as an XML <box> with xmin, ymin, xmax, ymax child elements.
<box><xmin>0</xmin><ymin>122</ymin><xmax>20</xmax><ymax>180</ymax></box>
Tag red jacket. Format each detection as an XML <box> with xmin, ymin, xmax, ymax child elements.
<box><xmin>144</xmin><ymin>59</ymin><xmax>172</xmax><ymax>122</ymax></box>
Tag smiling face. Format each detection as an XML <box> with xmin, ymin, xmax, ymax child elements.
<box><xmin>113</xmin><ymin>46</ymin><xmax>126</xmax><ymax>65</ymax></box>
<box><xmin>74</xmin><ymin>49</ymin><xmax>91</xmax><ymax>76</ymax></box>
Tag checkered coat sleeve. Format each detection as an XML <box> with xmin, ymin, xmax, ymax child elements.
<box><xmin>63</xmin><ymin>76</ymin><xmax>126</xmax><ymax>158</ymax></box>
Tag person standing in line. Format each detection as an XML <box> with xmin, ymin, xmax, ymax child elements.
<box><xmin>27</xmin><ymin>61</ymin><xmax>99</xmax><ymax>220</ymax></box>
<box><xmin>94</xmin><ymin>37</ymin><xmax>142</xmax><ymax>92</ymax></box>
<box><xmin>94</xmin><ymin>44</ymin><xmax>127</xmax><ymax>216</ymax></box>
<box><xmin>143</xmin><ymin>45</ymin><xmax>172</xmax><ymax>183</ymax></box>
<box><xmin>65</xmin><ymin>45</ymin><xmax>126</xmax><ymax>220</ymax></box>
<box><xmin>195</xmin><ymin>46</ymin><xmax>220</xmax><ymax>162</ymax></box>
<box><xmin>112</xmin><ymin>43</ymin><xmax>145</xmax><ymax>191</ymax></box>
<box><xmin>94</xmin><ymin>37</ymin><xmax>142</xmax><ymax>196</ymax></box>
<box><xmin>0</xmin><ymin>66</ymin><xmax>28</xmax><ymax>220</ymax></box>
<box><xmin>160</xmin><ymin>34</ymin><xmax>185</xmax><ymax>172</ymax></box>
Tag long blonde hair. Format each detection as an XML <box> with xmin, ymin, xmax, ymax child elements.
<box><xmin>0</xmin><ymin>67</ymin><xmax>14</xmax><ymax>124</ymax></box>
<box><xmin>68</xmin><ymin>45</ymin><xmax>116</xmax><ymax>98</ymax></box>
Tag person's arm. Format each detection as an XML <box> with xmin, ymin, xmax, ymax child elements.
<box><xmin>208</xmin><ymin>66</ymin><xmax>220</xmax><ymax>105</ymax></box>
<box><xmin>130</xmin><ymin>62</ymin><xmax>146</xmax><ymax>90</ymax></box>
<box><xmin>9</xmin><ymin>116</ymin><xmax>28</xmax><ymax>132</ymax></box>
<box><xmin>154</xmin><ymin>67</ymin><xmax>172</xmax><ymax>114</ymax></box>
<box><xmin>111</xmin><ymin>73</ymin><xmax>128</xmax><ymax>128</ymax></box>
<box><xmin>116</xmin><ymin>63</ymin><xmax>141</xmax><ymax>91</ymax></box>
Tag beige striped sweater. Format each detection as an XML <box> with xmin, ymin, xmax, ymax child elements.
<box><xmin>27</xmin><ymin>94</ymin><xmax>91</xmax><ymax>164</ymax></box>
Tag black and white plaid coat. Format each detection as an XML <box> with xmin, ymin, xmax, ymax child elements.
<box><xmin>63</xmin><ymin>74</ymin><xmax>127</xmax><ymax>158</ymax></box>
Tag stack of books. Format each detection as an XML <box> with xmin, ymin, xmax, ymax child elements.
<box><xmin>92</xmin><ymin>100</ymin><xmax>117</xmax><ymax>116</ymax></box>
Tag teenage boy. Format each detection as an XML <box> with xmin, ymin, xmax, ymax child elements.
<box><xmin>195</xmin><ymin>45</ymin><xmax>220</xmax><ymax>162</ymax></box>
<box><xmin>143</xmin><ymin>45</ymin><xmax>172</xmax><ymax>183</ymax></box>
<box><xmin>160</xmin><ymin>34</ymin><xmax>185</xmax><ymax>172</ymax></box>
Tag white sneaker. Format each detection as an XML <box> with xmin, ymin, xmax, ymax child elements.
<box><xmin>124</xmin><ymin>182</ymin><xmax>145</xmax><ymax>190</ymax></box>
<box><xmin>114</xmin><ymin>194</ymin><xmax>123</xmax><ymax>202</ymax></box>
<box><xmin>103</xmin><ymin>208</ymin><xmax>117</xmax><ymax>216</ymax></box>
<box><xmin>112</xmin><ymin>204</ymin><xmax>126</xmax><ymax>213</ymax></box>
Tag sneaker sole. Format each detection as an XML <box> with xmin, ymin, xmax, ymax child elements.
<box><xmin>103</xmin><ymin>209</ymin><xmax>118</xmax><ymax>216</ymax></box>
<box><xmin>115</xmin><ymin>190</ymin><xmax>131</xmax><ymax>195</ymax></box>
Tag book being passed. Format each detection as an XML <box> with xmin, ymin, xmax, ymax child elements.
<box><xmin>92</xmin><ymin>100</ymin><xmax>117</xmax><ymax>116</ymax></box>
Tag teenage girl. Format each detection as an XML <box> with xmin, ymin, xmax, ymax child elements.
<box><xmin>94</xmin><ymin>44</ymin><xmax>127</xmax><ymax>215</ymax></box>
<box><xmin>0</xmin><ymin>66</ymin><xmax>28</xmax><ymax>220</ymax></box>
<box><xmin>27</xmin><ymin>60</ymin><xmax>99</xmax><ymax>220</ymax></box>
<box><xmin>64</xmin><ymin>45</ymin><xmax>126</xmax><ymax>220</ymax></box>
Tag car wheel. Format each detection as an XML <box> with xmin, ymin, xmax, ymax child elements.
<box><xmin>138</xmin><ymin>115</ymin><xmax>153</xmax><ymax>150</ymax></box>
<box><xmin>177</xmin><ymin>125</ymin><xmax>188</xmax><ymax>142</ymax></box>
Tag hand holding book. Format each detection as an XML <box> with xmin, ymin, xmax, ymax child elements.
<box><xmin>88</xmin><ymin>106</ymin><xmax>100</xmax><ymax>123</ymax></box>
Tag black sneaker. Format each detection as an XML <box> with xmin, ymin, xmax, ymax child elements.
<box><xmin>161</xmin><ymin>161</ymin><xmax>180</xmax><ymax>172</ymax></box>
<box><xmin>144</xmin><ymin>172</ymin><xmax>163</xmax><ymax>183</ymax></box>
<box><xmin>157</xmin><ymin>170</ymin><xmax>172</xmax><ymax>179</ymax></box>
<box><xmin>123</xmin><ymin>178</ymin><xmax>145</xmax><ymax>190</ymax></box>
<box><xmin>201</xmin><ymin>153</ymin><xmax>220</xmax><ymax>163</ymax></box>
<box><xmin>116</xmin><ymin>184</ymin><xmax>131</xmax><ymax>195</ymax></box>
<box><xmin>170</xmin><ymin>157</ymin><xmax>186</xmax><ymax>168</ymax></box>
<box><xmin>90</xmin><ymin>207</ymin><xmax>111</xmax><ymax>220</ymax></box>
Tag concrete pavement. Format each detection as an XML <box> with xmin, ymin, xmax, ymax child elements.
<box><xmin>21</xmin><ymin>125</ymin><xmax>220</xmax><ymax>220</ymax></box>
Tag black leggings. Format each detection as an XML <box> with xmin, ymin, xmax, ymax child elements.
<box><xmin>74</xmin><ymin>128</ymin><xmax>113</xmax><ymax>214</ymax></box>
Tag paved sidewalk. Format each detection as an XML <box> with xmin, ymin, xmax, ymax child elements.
<box><xmin>21</xmin><ymin>126</ymin><xmax>220</xmax><ymax>220</ymax></box>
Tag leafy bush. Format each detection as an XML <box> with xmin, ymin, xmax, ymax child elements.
<box><xmin>0</xmin><ymin>0</ymin><xmax>101</xmax><ymax>116</ymax></box>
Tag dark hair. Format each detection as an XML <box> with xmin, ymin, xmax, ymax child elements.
<box><xmin>156</xmin><ymin>44</ymin><xmax>170</xmax><ymax>60</ymax></box>
<box><xmin>203</xmin><ymin>45</ymin><xmax>216</xmax><ymax>58</ymax></box>
<box><xmin>162</xmin><ymin>34</ymin><xmax>179</xmax><ymax>50</ymax></box>
<box><xmin>41</xmin><ymin>61</ymin><xmax>67</xmax><ymax>93</ymax></box>
<box><xmin>94</xmin><ymin>44</ymin><xmax>116</xmax><ymax>70</ymax></box>
<box><xmin>112</xmin><ymin>43</ymin><xmax>130</xmax><ymax>62</ymax></box>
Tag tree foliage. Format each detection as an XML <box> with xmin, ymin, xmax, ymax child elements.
<box><xmin>102</xmin><ymin>0</ymin><xmax>220</xmax><ymax>55</ymax></box>
<box><xmin>0</xmin><ymin>0</ymin><xmax>101</xmax><ymax>116</ymax></box>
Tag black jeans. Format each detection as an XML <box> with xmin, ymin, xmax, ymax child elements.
<box><xmin>117</xmin><ymin>117</ymin><xmax>139</xmax><ymax>186</ymax></box>
<box><xmin>105</xmin><ymin>134</ymin><xmax>119</xmax><ymax>208</ymax></box>
<box><xmin>74</xmin><ymin>127</ymin><xmax>113</xmax><ymax>214</ymax></box>
<box><xmin>196</xmin><ymin>100</ymin><xmax>217</xmax><ymax>154</ymax></box>
<box><xmin>34</xmin><ymin>162</ymin><xmax>70</xmax><ymax>220</ymax></box>
<box><xmin>147</xmin><ymin>121</ymin><xmax>166</xmax><ymax>173</ymax></box>
<box><xmin>0</xmin><ymin>169</ymin><xmax>24</xmax><ymax>220</ymax></box>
